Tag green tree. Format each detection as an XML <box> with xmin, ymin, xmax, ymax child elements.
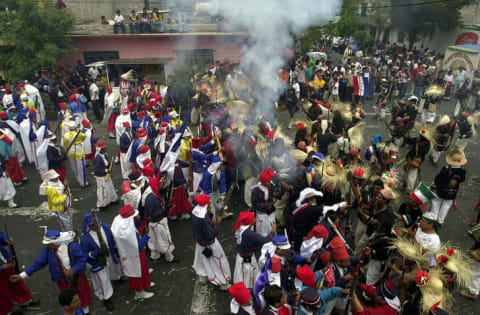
<box><xmin>0</xmin><ymin>0</ymin><xmax>74</xmax><ymax>81</ymax></box>
<box><xmin>391</xmin><ymin>0</ymin><xmax>476</xmax><ymax>47</ymax></box>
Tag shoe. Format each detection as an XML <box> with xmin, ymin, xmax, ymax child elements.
<box><xmin>20</xmin><ymin>297</ymin><xmax>40</xmax><ymax>307</ymax></box>
<box><xmin>460</xmin><ymin>289</ymin><xmax>479</xmax><ymax>300</ymax></box>
<box><xmin>150</xmin><ymin>282</ymin><xmax>156</xmax><ymax>288</ymax></box>
<box><xmin>166</xmin><ymin>256</ymin><xmax>181</xmax><ymax>263</ymax></box>
<box><xmin>7</xmin><ymin>199</ymin><xmax>18</xmax><ymax>208</ymax></box>
<box><xmin>103</xmin><ymin>298</ymin><xmax>114</xmax><ymax>311</ymax></box>
<box><xmin>21</xmin><ymin>177</ymin><xmax>28</xmax><ymax>182</ymax></box>
<box><xmin>198</xmin><ymin>275</ymin><xmax>208</xmax><ymax>284</ymax></box>
<box><xmin>181</xmin><ymin>213</ymin><xmax>191</xmax><ymax>220</ymax></box>
<box><xmin>114</xmin><ymin>156</ymin><xmax>120</xmax><ymax>164</ymax></box>
<box><xmin>219</xmin><ymin>283</ymin><xmax>231</xmax><ymax>291</ymax></box>
<box><xmin>222</xmin><ymin>211</ymin><xmax>234</xmax><ymax>219</ymax></box>
<box><xmin>13</xmin><ymin>182</ymin><xmax>21</xmax><ymax>186</ymax></box>
<box><xmin>148</xmin><ymin>268</ymin><xmax>154</xmax><ymax>274</ymax></box>
<box><xmin>134</xmin><ymin>290</ymin><xmax>154</xmax><ymax>300</ymax></box>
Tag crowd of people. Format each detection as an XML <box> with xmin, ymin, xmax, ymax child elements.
<box><xmin>0</xmin><ymin>38</ymin><xmax>480</xmax><ymax>315</ymax></box>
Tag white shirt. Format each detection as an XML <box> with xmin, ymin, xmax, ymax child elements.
<box><xmin>415</xmin><ymin>228</ymin><xmax>441</xmax><ymax>252</ymax></box>
<box><xmin>89</xmin><ymin>83</ymin><xmax>99</xmax><ymax>100</ymax></box>
<box><xmin>455</xmin><ymin>70</ymin><xmax>466</xmax><ymax>82</ymax></box>
<box><xmin>56</xmin><ymin>243</ymin><xmax>72</xmax><ymax>270</ymax></box>
<box><xmin>332</xmin><ymin>82</ymin><xmax>339</xmax><ymax>95</ymax></box>
<box><xmin>444</xmin><ymin>74</ymin><xmax>454</xmax><ymax>83</ymax></box>
<box><xmin>88</xmin><ymin>67</ymin><xmax>99</xmax><ymax>80</ymax></box>
<box><xmin>114</xmin><ymin>14</ymin><xmax>124</xmax><ymax>24</ymax></box>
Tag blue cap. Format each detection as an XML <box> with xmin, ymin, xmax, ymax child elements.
<box><xmin>373</xmin><ymin>134</ymin><xmax>383</xmax><ymax>145</ymax></box>
<box><xmin>82</xmin><ymin>212</ymin><xmax>95</xmax><ymax>234</ymax></box>
<box><xmin>272</xmin><ymin>235</ymin><xmax>290</xmax><ymax>249</ymax></box>
<box><xmin>311</xmin><ymin>153</ymin><xmax>325</xmax><ymax>161</ymax></box>
<box><xmin>45</xmin><ymin>230</ymin><xmax>60</xmax><ymax>238</ymax></box>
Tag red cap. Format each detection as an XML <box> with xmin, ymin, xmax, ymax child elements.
<box><xmin>142</xmin><ymin>158</ymin><xmax>152</xmax><ymax>166</ymax></box>
<box><xmin>29</xmin><ymin>108</ymin><xmax>37</xmax><ymax>115</ymax></box>
<box><xmin>330</xmin><ymin>237</ymin><xmax>349</xmax><ymax>261</ymax></box>
<box><xmin>296</xmin><ymin>266</ymin><xmax>317</xmax><ymax>289</ymax></box>
<box><xmin>69</xmin><ymin>95</ymin><xmax>76</xmax><ymax>101</ymax></box>
<box><xmin>260</xmin><ymin>169</ymin><xmax>273</xmax><ymax>185</ymax></box>
<box><xmin>123</xmin><ymin>121</ymin><xmax>130</xmax><ymax>128</ymax></box>
<box><xmin>127</xmin><ymin>103</ymin><xmax>135</xmax><ymax>112</ymax></box>
<box><xmin>59</xmin><ymin>102</ymin><xmax>67</xmax><ymax>109</ymax></box>
<box><xmin>0</xmin><ymin>111</ymin><xmax>7</xmax><ymax>120</ymax></box>
<box><xmin>228</xmin><ymin>282</ymin><xmax>251</xmax><ymax>305</ymax></box>
<box><xmin>160</xmin><ymin>122</ymin><xmax>168</xmax><ymax>128</ymax></box>
<box><xmin>82</xmin><ymin>119</ymin><xmax>91</xmax><ymax>128</ymax></box>
<box><xmin>296</xmin><ymin>122</ymin><xmax>305</xmax><ymax>130</ymax></box>
<box><xmin>73</xmin><ymin>88</ymin><xmax>79</xmax><ymax>94</ymax></box>
<box><xmin>97</xmin><ymin>142</ymin><xmax>106</xmax><ymax>148</ymax></box>
<box><xmin>140</xmin><ymin>165</ymin><xmax>155</xmax><ymax>177</ymax></box>
<box><xmin>138</xmin><ymin>112</ymin><xmax>146</xmax><ymax>119</ymax></box>
<box><xmin>353</xmin><ymin>167</ymin><xmax>365</xmax><ymax>178</ymax></box>
<box><xmin>154</xmin><ymin>111</ymin><xmax>162</xmax><ymax>118</ymax></box>
<box><xmin>119</xmin><ymin>205</ymin><xmax>136</xmax><ymax>218</ymax></box>
<box><xmin>304</xmin><ymin>225</ymin><xmax>328</xmax><ymax>240</ymax></box>
<box><xmin>142</xmin><ymin>104</ymin><xmax>151</xmax><ymax>111</ymax></box>
<box><xmin>266</xmin><ymin>131</ymin><xmax>275</xmax><ymax>138</ymax></box>
<box><xmin>5</xmin><ymin>88</ymin><xmax>11</xmax><ymax>94</ymax></box>
<box><xmin>233</xmin><ymin>212</ymin><xmax>255</xmax><ymax>232</ymax></box>
<box><xmin>194</xmin><ymin>193</ymin><xmax>210</xmax><ymax>207</ymax></box>
<box><xmin>136</xmin><ymin>129</ymin><xmax>147</xmax><ymax>138</ymax></box>
<box><xmin>139</xmin><ymin>145</ymin><xmax>149</xmax><ymax>154</ymax></box>
<box><xmin>107</xmin><ymin>87</ymin><xmax>113</xmax><ymax>93</ymax></box>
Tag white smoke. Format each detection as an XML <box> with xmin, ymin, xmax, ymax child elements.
<box><xmin>211</xmin><ymin>0</ymin><xmax>342</xmax><ymax>120</ymax></box>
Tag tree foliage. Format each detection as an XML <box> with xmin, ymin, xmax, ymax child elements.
<box><xmin>391</xmin><ymin>0</ymin><xmax>477</xmax><ymax>46</ymax></box>
<box><xmin>0</xmin><ymin>0</ymin><xmax>74</xmax><ymax>81</ymax></box>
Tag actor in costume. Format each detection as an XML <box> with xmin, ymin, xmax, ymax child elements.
<box><xmin>80</xmin><ymin>212</ymin><xmax>121</xmax><ymax>311</ymax></box>
<box><xmin>430</xmin><ymin>115</ymin><xmax>455</xmax><ymax>166</ymax></box>
<box><xmin>251</xmin><ymin>169</ymin><xmax>277</xmax><ymax>237</ymax></box>
<box><xmin>10</xmin><ymin>230</ymin><xmax>91</xmax><ymax>314</ymax></box>
<box><xmin>63</xmin><ymin>121</ymin><xmax>88</xmax><ymax>188</ymax></box>
<box><xmin>40</xmin><ymin>170</ymin><xmax>72</xmax><ymax>231</ymax></box>
<box><xmin>191</xmin><ymin>193</ymin><xmax>231</xmax><ymax>290</ymax></box>
<box><xmin>93</xmin><ymin>142</ymin><xmax>118</xmax><ymax>209</ymax></box>
<box><xmin>111</xmin><ymin>205</ymin><xmax>155</xmax><ymax>300</ymax></box>
<box><xmin>119</xmin><ymin>122</ymin><xmax>133</xmax><ymax>179</ymax></box>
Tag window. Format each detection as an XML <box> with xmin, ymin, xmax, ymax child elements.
<box><xmin>175</xmin><ymin>49</ymin><xmax>214</xmax><ymax>71</ymax></box>
<box><xmin>370</xmin><ymin>26</ymin><xmax>377</xmax><ymax>38</ymax></box>
<box><xmin>83</xmin><ymin>51</ymin><xmax>119</xmax><ymax>65</ymax></box>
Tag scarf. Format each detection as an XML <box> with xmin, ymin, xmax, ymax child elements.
<box><xmin>192</xmin><ymin>204</ymin><xmax>208</xmax><ymax>218</ymax></box>
<box><xmin>252</xmin><ymin>182</ymin><xmax>269</xmax><ymax>201</ymax></box>
<box><xmin>235</xmin><ymin>225</ymin><xmax>252</xmax><ymax>245</ymax></box>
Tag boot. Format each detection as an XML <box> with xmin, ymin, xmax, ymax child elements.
<box><xmin>103</xmin><ymin>298</ymin><xmax>114</xmax><ymax>311</ymax></box>
<box><xmin>114</xmin><ymin>156</ymin><xmax>120</xmax><ymax>164</ymax></box>
<box><xmin>7</xmin><ymin>199</ymin><xmax>18</xmax><ymax>208</ymax></box>
<box><xmin>134</xmin><ymin>290</ymin><xmax>154</xmax><ymax>300</ymax></box>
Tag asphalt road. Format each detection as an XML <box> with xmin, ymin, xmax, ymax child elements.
<box><xmin>2</xmin><ymin>93</ymin><xmax>480</xmax><ymax>315</ymax></box>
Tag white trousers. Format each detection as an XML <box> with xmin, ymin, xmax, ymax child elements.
<box><xmin>256</xmin><ymin>212</ymin><xmax>275</xmax><ymax>237</ymax></box>
<box><xmin>148</xmin><ymin>218</ymin><xmax>175</xmax><ymax>261</ymax></box>
<box><xmin>0</xmin><ymin>176</ymin><xmax>16</xmax><ymax>201</ymax></box>
<box><xmin>55</xmin><ymin>210</ymin><xmax>73</xmax><ymax>232</ymax></box>
<box><xmin>68</xmin><ymin>157</ymin><xmax>88</xmax><ymax>187</ymax></box>
<box><xmin>468</xmin><ymin>260</ymin><xmax>480</xmax><ymax>295</ymax></box>
<box><xmin>193</xmin><ymin>172</ymin><xmax>203</xmax><ymax>194</ymax></box>
<box><xmin>366</xmin><ymin>258</ymin><xmax>383</xmax><ymax>285</ymax></box>
<box><xmin>430</xmin><ymin>198</ymin><xmax>453</xmax><ymax>224</ymax></box>
<box><xmin>120</xmin><ymin>152</ymin><xmax>133</xmax><ymax>179</ymax></box>
<box><xmin>96</xmin><ymin>176</ymin><xmax>118</xmax><ymax>208</ymax></box>
<box><xmin>407</xmin><ymin>167</ymin><xmax>418</xmax><ymax>192</ymax></box>
<box><xmin>192</xmin><ymin>239</ymin><xmax>231</xmax><ymax>286</ymax></box>
<box><xmin>431</xmin><ymin>150</ymin><xmax>442</xmax><ymax>163</ymax></box>
<box><xmin>233</xmin><ymin>253</ymin><xmax>259</xmax><ymax>290</ymax></box>
<box><xmin>91</xmin><ymin>267</ymin><xmax>114</xmax><ymax>300</ymax></box>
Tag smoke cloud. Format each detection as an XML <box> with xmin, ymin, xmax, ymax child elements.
<box><xmin>212</xmin><ymin>0</ymin><xmax>342</xmax><ymax>121</ymax></box>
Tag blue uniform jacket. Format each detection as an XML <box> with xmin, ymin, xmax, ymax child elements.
<box><xmin>80</xmin><ymin>223</ymin><xmax>118</xmax><ymax>273</ymax></box>
<box><xmin>93</xmin><ymin>154</ymin><xmax>109</xmax><ymax>177</ymax></box>
<box><xmin>0</xmin><ymin>232</ymin><xmax>11</xmax><ymax>272</ymax></box>
<box><xmin>236</xmin><ymin>230</ymin><xmax>274</xmax><ymax>257</ymax></box>
<box><xmin>129</xmin><ymin>139</ymin><xmax>142</xmax><ymax>164</ymax></box>
<box><xmin>199</xmin><ymin>169</ymin><xmax>226</xmax><ymax>195</ymax></box>
<box><xmin>192</xmin><ymin>148</ymin><xmax>214</xmax><ymax>173</ymax></box>
<box><xmin>144</xmin><ymin>193</ymin><xmax>166</xmax><ymax>223</ymax></box>
<box><xmin>192</xmin><ymin>215</ymin><xmax>218</xmax><ymax>246</ymax></box>
<box><xmin>25</xmin><ymin>242</ymin><xmax>87</xmax><ymax>281</ymax></box>
<box><xmin>251</xmin><ymin>186</ymin><xmax>275</xmax><ymax>214</ymax></box>
<box><xmin>47</xmin><ymin>145</ymin><xmax>63</xmax><ymax>170</ymax></box>
<box><xmin>119</xmin><ymin>133</ymin><xmax>131</xmax><ymax>153</ymax></box>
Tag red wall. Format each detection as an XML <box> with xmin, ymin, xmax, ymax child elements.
<box><xmin>60</xmin><ymin>34</ymin><xmax>247</xmax><ymax>66</ymax></box>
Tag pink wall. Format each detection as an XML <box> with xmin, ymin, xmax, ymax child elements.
<box><xmin>60</xmin><ymin>34</ymin><xmax>247</xmax><ymax>66</ymax></box>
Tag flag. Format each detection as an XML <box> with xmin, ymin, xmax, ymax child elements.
<box><xmin>160</xmin><ymin>104</ymin><xmax>193</xmax><ymax>180</ymax></box>
<box><xmin>410</xmin><ymin>182</ymin><xmax>436</xmax><ymax>206</ymax></box>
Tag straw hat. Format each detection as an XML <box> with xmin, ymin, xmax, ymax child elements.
<box><xmin>445</xmin><ymin>146</ymin><xmax>467</xmax><ymax>166</ymax></box>
<box><xmin>321</xmin><ymin>159</ymin><xmax>346</xmax><ymax>189</ymax></box>
<box><xmin>436</xmin><ymin>246</ymin><xmax>473</xmax><ymax>288</ymax></box>
<box><xmin>389</xmin><ymin>237</ymin><xmax>427</xmax><ymax>265</ymax></box>
<box><xmin>437</xmin><ymin>115</ymin><xmax>451</xmax><ymax>126</ymax></box>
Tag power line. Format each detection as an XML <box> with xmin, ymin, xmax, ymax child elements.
<box><xmin>360</xmin><ymin>0</ymin><xmax>459</xmax><ymax>9</ymax></box>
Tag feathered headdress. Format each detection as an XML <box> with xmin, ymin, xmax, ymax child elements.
<box><xmin>389</xmin><ymin>237</ymin><xmax>428</xmax><ymax>267</ymax></box>
<box><xmin>348</xmin><ymin>122</ymin><xmax>364</xmax><ymax>149</ymax></box>
<box><xmin>436</xmin><ymin>244</ymin><xmax>473</xmax><ymax>289</ymax></box>
<box><xmin>321</xmin><ymin>158</ymin><xmax>347</xmax><ymax>189</ymax></box>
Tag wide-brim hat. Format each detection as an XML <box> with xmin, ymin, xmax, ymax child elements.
<box><xmin>437</xmin><ymin>115</ymin><xmax>451</xmax><ymax>126</ymax></box>
<box><xmin>445</xmin><ymin>148</ymin><xmax>467</xmax><ymax>166</ymax></box>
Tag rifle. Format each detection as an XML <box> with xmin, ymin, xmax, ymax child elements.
<box><xmin>219</xmin><ymin>183</ymin><xmax>235</xmax><ymax>218</ymax></box>
<box><xmin>104</xmin><ymin>157</ymin><xmax>115</xmax><ymax>181</ymax></box>
<box><xmin>90</xmin><ymin>210</ymin><xmax>109</xmax><ymax>267</ymax></box>
<box><xmin>327</xmin><ymin>217</ymin><xmax>352</xmax><ymax>252</ymax></box>
<box><xmin>215</xmin><ymin>133</ymin><xmax>224</xmax><ymax>161</ymax></box>
<box><xmin>188</xmin><ymin>142</ymin><xmax>194</xmax><ymax>193</ymax></box>
<box><xmin>2</xmin><ymin>217</ymin><xmax>20</xmax><ymax>274</ymax></box>
<box><xmin>344</xmin><ymin>244</ymin><xmax>371</xmax><ymax>315</ymax></box>
<box><xmin>65</xmin><ymin>130</ymin><xmax>82</xmax><ymax>155</ymax></box>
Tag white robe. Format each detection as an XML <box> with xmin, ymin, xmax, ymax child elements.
<box><xmin>115</xmin><ymin>114</ymin><xmax>131</xmax><ymax>146</ymax></box>
<box><xmin>36</xmin><ymin>138</ymin><xmax>50</xmax><ymax>180</ymax></box>
<box><xmin>18</xmin><ymin>119</ymin><xmax>35</xmax><ymax>164</ymax></box>
<box><xmin>83</xmin><ymin>128</ymin><xmax>93</xmax><ymax>156</ymax></box>
<box><xmin>147</xmin><ymin>217</ymin><xmax>175</xmax><ymax>261</ymax></box>
<box><xmin>25</xmin><ymin>84</ymin><xmax>46</xmax><ymax>121</ymax></box>
<box><xmin>121</xmin><ymin>183</ymin><xmax>142</xmax><ymax>210</ymax></box>
<box><xmin>0</xmin><ymin>174</ymin><xmax>15</xmax><ymax>201</ymax></box>
<box><xmin>95</xmin><ymin>153</ymin><xmax>118</xmax><ymax>208</ymax></box>
<box><xmin>111</xmin><ymin>215</ymin><xmax>141</xmax><ymax>277</ymax></box>
<box><xmin>102</xmin><ymin>92</ymin><xmax>116</xmax><ymax>126</ymax></box>
<box><xmin>192</xmin><ymin>239</ymin><xmax>231</xmax><ymax>286</ymax></box>
<box><xmin>5</xmin><ymin>121</ymin><xmax>26</xmax><ymax>165</ymax></box>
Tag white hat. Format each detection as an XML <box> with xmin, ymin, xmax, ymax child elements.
<box><xmin>42</xmin><ymin>230</ymin><xmax>75</xmax><ymax>245</ymax></box>
<box><xmin>408</xmin><ymin>95</ymin><xmax>418</xmax><ymax>102</ymax></box>
<box><xmin>44</xmin><ymin>169</ymin><xmax>60</xmax><ymax>180</ymax></box>
<box><xmin>295</xmin><ymin>188</ymin><xmax>324</xmax><ymax>208</ymax></box>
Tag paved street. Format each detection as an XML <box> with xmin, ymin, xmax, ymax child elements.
<box><xmin>2</xmin><ymin>94</ymin><xmax>480</xmax><ymax>314</ymax></box>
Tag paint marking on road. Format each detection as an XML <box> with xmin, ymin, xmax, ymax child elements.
<box><xmin>190</xmin><ymin>277</ymin><xmax>212</xmax><ymax>315</ymax></box>
<box><xmin>0</xmin><ymin>202</ymin><xmax>78</xmax><ymax>220</ymax></box>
